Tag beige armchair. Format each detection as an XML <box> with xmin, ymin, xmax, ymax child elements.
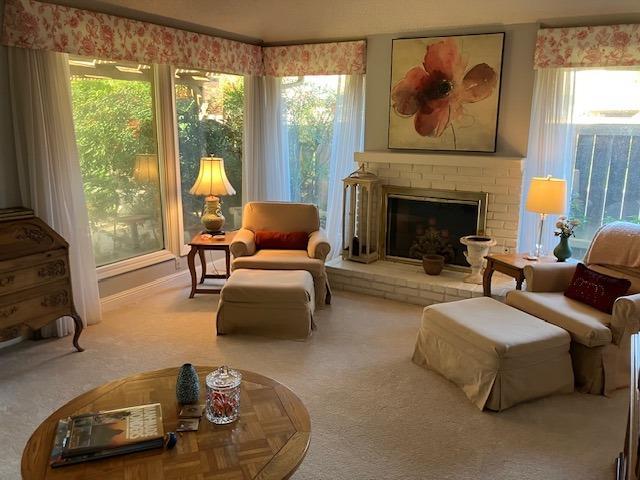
<box><xmin>230</xmin><ymin>202</ymin><xmax>332</xmax><ymax>307</ymax></box>
<box><xmin>506</xmin><ymin>222</ymin><xmax>640</xmax><ymax>395</ymax></box>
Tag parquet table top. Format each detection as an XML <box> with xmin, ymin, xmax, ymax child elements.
<box><xmin>21</xmin><ymin>366</ymin><xmax>310</xmax><ymax>480</ymax></box>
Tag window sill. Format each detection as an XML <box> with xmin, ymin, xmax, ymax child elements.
<box><xmin>97</xmin><ymin>250</ymin><xmax>177</xmax><ymax>281</ymax></box>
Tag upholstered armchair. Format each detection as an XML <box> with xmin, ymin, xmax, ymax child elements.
<box><xmin>230</xmin><ymin>202</ymin><xmax>332</xmax><ymax>307</ymax></box>
<box><xmin>506</xmin><ymin>222</ymin><xmax>640</xmax><ymax>395</ymax></box>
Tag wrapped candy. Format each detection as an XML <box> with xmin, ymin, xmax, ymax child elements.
<box><xmin>205</xmin><ymin>366</ymin><xmax>241</xmax><ymax>424</ymax></box>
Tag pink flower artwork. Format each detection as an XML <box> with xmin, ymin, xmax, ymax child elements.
<box><xmin>388</xmin><ymin>33</ymin><xmax>504</xmax><ymax>152</ymax></box>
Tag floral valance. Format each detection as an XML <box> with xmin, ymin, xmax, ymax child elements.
<box><xmin>535</xmin><ymin>24</ymin><xmax>640</xmax><ymax>69</ymax></box>
<box><xmin>263</xmin><ymin>41</ymin><xmax>367</xmax><ymax>76</ymax></box>
<box><xmin>1</xmin><ymin>0</ymin><xmax>264</xmax><ymax>75</ymax></box>
<box><xmin>1</xmin><ymin>0</ymin><xmax>368</xmax><ymax>77</ymax></box>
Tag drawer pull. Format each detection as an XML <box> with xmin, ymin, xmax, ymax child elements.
<box><xmin>41</xmin><ymin>291</ymin><xmax>69</xmax><ymax>308</ymax></box>
<box><xmin>0</xmin><ymin>275</ymin><xmax>15</xmax><ymax>287</ymax></box>
<box><xmin>0</xmin><ymin>305</ymin><xmax>18</xmax><ymax>319</ymax></box>
<box><xmin>38</xmin><ymin>260</ymin><xmax>66</xmax><ymax>278</ymax></box>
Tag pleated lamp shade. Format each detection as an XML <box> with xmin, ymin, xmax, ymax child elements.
<box><xmin>133</xmin><ymin>154</ymin><xmax>159</xmax><ymax>183</ymax></box>
<box><xmin>525</xmin><ymin>176</ymin><xmax>566</xmax><ymax>214</ymax></box>
<box><xmin>189</xmin><ymin>157</ymin><xmax>236</xmax><ymax>197</ymax></box>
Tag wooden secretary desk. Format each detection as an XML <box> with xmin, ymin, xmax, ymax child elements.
<box><xmin>0</xmin><ymin>209</ymin><xmax>83</xmax><ymax>351</ymax></box>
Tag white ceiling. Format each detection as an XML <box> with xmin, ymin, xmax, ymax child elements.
<box><xmin>52</xmin><ymin>0</ymin><xmax>640</xmax><ymax>44</ymax></box>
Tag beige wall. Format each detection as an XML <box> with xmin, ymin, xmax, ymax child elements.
<box><xmin>364</xmin><ymin>23</ymin><xmax>538</xmax><ymax>157</ymax></box>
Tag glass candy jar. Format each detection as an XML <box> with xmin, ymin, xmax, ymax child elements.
<box><xmin>205</xmin><ymin>366</ymin><xmax>242</xmax><ymax>424</ymax></box>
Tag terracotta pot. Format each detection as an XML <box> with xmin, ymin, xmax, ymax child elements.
<box><xmin>422</xmin><ymin>254</ymin><xmax>445</xmax><ymax>276</ymax></box>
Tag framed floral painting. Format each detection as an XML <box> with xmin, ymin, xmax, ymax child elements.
<box><xmin>388</xmin><ymin>32</ymin><xmax>504</xmax><ymax>152</ymax></box>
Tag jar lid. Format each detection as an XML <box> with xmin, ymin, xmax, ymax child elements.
<box><xmin>206</xmin><ymin>365</ymin><xmax>242</xmax><ymax>389</ymax></box>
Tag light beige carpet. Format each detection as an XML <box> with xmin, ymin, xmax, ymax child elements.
<box><xmin>0</xmin><ymin>287</ymin><xmax>627</xmax><ymax>479</ymax></box>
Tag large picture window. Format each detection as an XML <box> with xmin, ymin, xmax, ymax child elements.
<box><xmin>570</xmin><ymin>69</ymin><xmax>640</xmax><ymax>256</ymax></box>
<box><xmin>174</xmin><ymin>70</ymin><xmax>244</xmax><ymax>244</ymax></box>
<box><xmin>69</xmin><ymin>56</ymin><xmax>164</xmax><ymax>267</ymax></box>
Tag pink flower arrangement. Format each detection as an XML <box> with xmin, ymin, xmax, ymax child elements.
<box><xmin>555</xmin><ymin>216</ymin><xmax>580</xmax><ymax>238</ymax></box>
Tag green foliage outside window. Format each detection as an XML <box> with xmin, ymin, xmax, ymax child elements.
<box><xmin>70</xmin><ymin>78</ymin><xmax>162</xmax><ymax>266</ymax></box>
<box><xmin>175</xmin><ymin>76</ymin><xmax>244</xmax><ymax>242</ymax></box>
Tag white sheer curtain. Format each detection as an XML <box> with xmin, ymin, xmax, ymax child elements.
<box><xmin>243</xmin><ymin>75</ymin><xmax>291</xmax><ymax>202</ymax></box>
<box><xmin>519</xmin><ymin>68</ymin><xmax>577</xmax><ymax>254</ymax></box>
<box><xmin>8</xmin><ymin>47</ymin><xmax>102</xmax><ymax>336</ymax></box>
<box><xmin>325</xmin><ymin>74</ymin><xmax>365</xmax><ymax>258</ymax></box>
<box><xmin>243</xmin><ymin>73</ymin><xmax>365</xmax><ymax>257</ymax></box>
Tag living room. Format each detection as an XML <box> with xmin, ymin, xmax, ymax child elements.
<box><xmin>1</xmin><ymin>0</ymin><xmax>639</xmax><ymax>478</ymax></box>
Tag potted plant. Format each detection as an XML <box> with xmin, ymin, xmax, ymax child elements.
<box><xmin>409</xmin><ymin>222</ymin><xmax>455</xmax><ymax>275</ymax></box>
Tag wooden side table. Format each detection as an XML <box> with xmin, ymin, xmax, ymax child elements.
<box><xmin>483</xmin><ymin>253</ymin><xmax>562</xmax><ymax>297</ymax></box>
<box><xmin>187</xmin><ymin>231</ymin><xmax>236</xmax><ymax>298</ymax></box>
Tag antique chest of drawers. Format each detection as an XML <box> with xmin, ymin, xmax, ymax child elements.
<box><xmin>0</xmin><ymin>210</ymin><xmax>83</xmax><ymax>351</ymax></box>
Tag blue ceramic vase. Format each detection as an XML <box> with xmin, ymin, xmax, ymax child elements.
<box><xmin>553</xmin><ymin>236</ymin><xmax>572</xmax><ymax>262</ymax></box>
<box><xmin>176</xmin><ymin>363</ymin><xmax>200</xmax><ymax>404</ymax></box>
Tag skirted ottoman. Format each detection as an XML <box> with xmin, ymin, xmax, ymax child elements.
<box><xmin>412</xmin><ymin>297</ymin><xmax>574</xmax><ymax>411</ymax></box>
<box><xmin>216</xmin><ymin>269</ymin><xmax>315</xmax><ymax>340</ymax></box>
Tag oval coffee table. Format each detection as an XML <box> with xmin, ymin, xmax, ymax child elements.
<box><xmin>22</xmin><ymin>366</ymin><xmax>310</xmax><ymax>479</ymax></box>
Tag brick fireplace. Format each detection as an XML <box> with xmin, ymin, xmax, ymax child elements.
<box><xmin>327</xmin><ymin>151</ymin><xmax>525</xmax><ymax>305</ymax></box>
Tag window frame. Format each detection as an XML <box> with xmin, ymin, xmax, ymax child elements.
<box><xmin>93</xmin><ymin>64</ymin><xmax>184</xmax><ymax>279</ymax></box>
<box><xmin>172</xmin><ymin>67</ymin><xmax>246</xmax><ymax>256</ymax></box>
<box><xmin>77</xmin><ymin>62</ymin><xmax>246</xmax><ymax>275</ymax></box>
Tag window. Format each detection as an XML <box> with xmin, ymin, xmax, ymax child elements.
<box><xmin>69</xmin><ymin>56</ymin><xmax>164</xmax><ymax>267</ymax></box>
<box><xmin>281</xmin><ymin>75</ymin><xmax>340</xmax><ymax>226</ymax></box>
<box><xmin>174</xmin><ymin>70</ymin><xmax>244</xmax><ymax>244</ymax></box>
<box><xmin>570</xmin><ymin>69</ymin><xmax>640</xmax><ymax>256</ymax></box>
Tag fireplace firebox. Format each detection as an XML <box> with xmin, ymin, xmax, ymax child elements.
<box><xmin>381</xmin><ymin>186</ymin><xmax>488</xmax><ymax>268</ymax></box>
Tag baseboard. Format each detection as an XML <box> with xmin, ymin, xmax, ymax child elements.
<box><xmin>100</xmin><ymin>259</ymin><xmax>226</xmax><ymax>313</ymax></box>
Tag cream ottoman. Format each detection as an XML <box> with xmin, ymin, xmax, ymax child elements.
<box><xmin>412</xmin><ymin>297</ymin><xmax>574</xmax><ymax>411</ymax></box>
<box><xmin>216</xmin><ymin>269</ymin><xmax>315</xmax><ymax>340</ymax></box>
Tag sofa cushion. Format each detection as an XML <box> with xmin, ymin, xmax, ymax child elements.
<box><xmin>424</xmin><ymin>297</ymin><xmax>570</xmax><ymax>358</ymax></box>
<box><xmin>255</xmin><ymin>231</ymin><xmax>309</xmax><ymax>250</ymax></box>
<box><xmin>241</xmin><ymin>202</ymin><xmax>320</xmax><ymax>234</ymax></box>
<box><xmin>588</xmin><ymin>264</ymin><xmax>640</xmax><ymax>295</ymax></box>
<box><xmin>506</xmin><ymin>290</ymin><xmax>612</xmax><ymax>347</ymax></box>
<box><xmin>221</xmin><ymin>269</ymin><xmax>314</xmax><ymax>305</ymax></box>
<box><xmin>564</xmin><ymin>263</ymin><xmax>631</xmax><ymax>313</ymax></box>
<box><xmin>232</xmin><ymin>249</ymin><xmax>325</xmax><ymax>277</ymax></box>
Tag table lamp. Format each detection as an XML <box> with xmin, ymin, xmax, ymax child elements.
<box><xmin>525</xmin><ymin>175</ymin><xmax>567</xmax><ymax>259</ymax></box>
<box><xmin>190</xmin><ymin>156</ymin><xmax>236</xmax><ymax>233</ymax></box>
<box><xmin>133</xmin><ymin>154</ymin><xmax>159</xmax><ymax>184</ymax></box>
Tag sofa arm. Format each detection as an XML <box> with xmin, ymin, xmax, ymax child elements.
<box><xmin>230</xmin><ymin>228</ymin><xmax>256</xmax><ymax>257</ymax></box>
<box><xmin>523</xmin><ymin>262</ymin><xmax>577</xmax><ymax>293</ymax></box>
<box><xmin>611</xmin><ymin>293</ymin><xmax>640</xmax><ymax>345</ymax></box>
<box><xmin>308</xmin><ymin>229</ymin><xmax>331</xmax><ymax>261</ymax></box>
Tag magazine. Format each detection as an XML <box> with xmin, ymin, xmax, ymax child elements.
<box><xmin>49</xmin><ymin>403</ymin><xmax>164</xmax><ymax>467</ymax></box>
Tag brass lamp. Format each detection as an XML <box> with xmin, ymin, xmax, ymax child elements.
<box><xmin>525</xmin><ymin>175</ymin><xmax>567</xmax><ymax>258</ymax></box>
<box><xmin>189</xmin><ymin>156</ymin><xmax>236</xmax><ymax>233</ymax></box>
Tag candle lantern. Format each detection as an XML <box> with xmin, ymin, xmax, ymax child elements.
<box><xmin>341</xmin><ymin>165</ymin><xmax>381</xmax><ymax>263</ymax></box>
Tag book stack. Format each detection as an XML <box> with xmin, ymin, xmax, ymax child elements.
<box><xmin>49</xmin><ymin>403</ymin><xmax>164</xmax><ymax>467</ymax></box>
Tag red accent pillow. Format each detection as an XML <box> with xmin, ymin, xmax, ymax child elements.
<box><xmin>254</xmin><ymin>231</ymin><xmax>309</xmax><ymax>250</ymax></box>
<box><xmin>564</xmin><ymin>263</ymin><xmax>631</xmax><ymax>314</ymax></box>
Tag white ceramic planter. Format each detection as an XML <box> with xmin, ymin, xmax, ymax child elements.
<box><xmin>460</xmin><ymin>235</ymin><xmax>496</xmax><ymax>284</ymax></box>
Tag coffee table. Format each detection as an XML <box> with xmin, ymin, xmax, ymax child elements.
<box><xmin>22</xmin><ymin>367</ymin><xmax>310</xmax><ymax>479</ymax></box>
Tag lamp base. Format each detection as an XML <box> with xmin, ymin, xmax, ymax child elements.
<box><xmin>201</xmin><ymin>196</ymin><xmax>225</xmax><ymax>233</ymax></box>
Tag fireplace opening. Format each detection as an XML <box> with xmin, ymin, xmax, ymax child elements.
<box><xmin>382</xmin><ymin>187</ymin><xmax>488</xmax><ymax>268</ymax></box>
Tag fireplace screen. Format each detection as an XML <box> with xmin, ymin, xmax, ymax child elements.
<box><xmin>383</xmin><ymin>187</ymin><xmax>488</xmax><ymax>267</ymax></box>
